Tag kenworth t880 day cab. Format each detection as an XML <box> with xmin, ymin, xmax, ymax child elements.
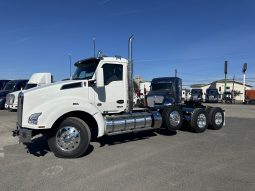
<box><xmin>13</xmin><ymin>36</ymin><xmax>225</xmax><ymax>158</ymax></box>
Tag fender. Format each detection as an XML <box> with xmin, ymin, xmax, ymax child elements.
<box><xmin>22</xmin><ymin>96</ymin><xmax>106</xmax><ymax>137</ymax></box>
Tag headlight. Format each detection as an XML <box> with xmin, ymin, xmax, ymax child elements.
<box><xmin>28</xmin><ymin>113</ymin><xmax>42</xmax><ymax>125</ymax></box>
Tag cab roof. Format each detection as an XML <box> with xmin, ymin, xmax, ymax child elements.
<box><xmin>74</xmin><ymin>57</ymin><xmax>128</xmax><ymax>66</ymax></box>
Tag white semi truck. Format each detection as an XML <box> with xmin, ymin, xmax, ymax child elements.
<box><xmin>5</xmin><ymin>73</ymin><xmax>52</xmax><ymax>111</ymax></box>
<box><xmin>13</xmin><ymin>36</ymin><xmax>225</xmax><ymax>158</ymax></box>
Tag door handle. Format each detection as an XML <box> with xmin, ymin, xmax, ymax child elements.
<box><xmin>116</xmin><ymin>100</ymin><xmax>124</xmax><ymax>104</ymax></box>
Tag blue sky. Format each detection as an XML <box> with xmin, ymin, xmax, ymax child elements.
<box><xmin>0</xmin><ymin>0</ymin><xmax>255</xmax><ymax>87</ymax></box>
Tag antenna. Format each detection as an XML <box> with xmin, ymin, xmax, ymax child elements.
<box><xmin>175</xmin><ymin>69</ymin><xmax>177</xmax><ymax>77</ymax></box>
<box><xmin>69</xmin><ymin>54</ymin><xmax>72</xmax><ymax>79</ymax></box>
<box><xmin>93</xmin><ymin>37</ymin><xmax>96</xmax><ymax>58</ymax></box>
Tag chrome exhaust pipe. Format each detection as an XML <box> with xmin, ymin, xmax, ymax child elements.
<box><xmin>127</xmin><ymin>35</ymin><xmax>134</xmax><ymax>113</ymax></box>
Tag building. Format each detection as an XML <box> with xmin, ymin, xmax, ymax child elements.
<box><xmin>134</xmin><ymin>76</ymin><xmax>144</xmax><ymax>85</ymax></box>
<box><xmin>191</xmin><ymin>79</ymin><xmax>253</xmax><ymax>102</ymax></box>
<box><xmin>139</xmin><ymin>81</ymin><xmax>151</xmax><ymax>95</ymax></box>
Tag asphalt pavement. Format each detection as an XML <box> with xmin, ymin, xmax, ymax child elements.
<box><xmin>0</xmin><ymin>104</ymin><xmax>254</xmax><ymax>191</ymax></box>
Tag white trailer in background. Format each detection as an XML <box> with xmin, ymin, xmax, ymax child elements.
<box><xmin>5</xmin><ymin>73</ymin><xmax>53</xmax><ymax>110</ymax></box>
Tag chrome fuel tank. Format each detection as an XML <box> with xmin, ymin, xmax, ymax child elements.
<box><xmin>105</xmin><ymin>112</ymin><xmax>162</xmax><ymax>135</ymax></box>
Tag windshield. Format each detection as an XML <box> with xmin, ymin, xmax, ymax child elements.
<box><xmin>24</xmin><ymin>83</ymin><xmax>37</xmax><ymax>90</ymax></box>
<box><xmin>151</xmin><ymin>82</ymin><xmax>173</xmax><ymax>91</ymax></box>
<box><xmin>207</xmin><ymin>89</ymin><xmax>218</xmax><ymax>95</ymax></box>
<box><xmin>3</xmin><ymin>82</ymin><xmax>15</xmax><ymax>91</ymax></box>
<box><xmin>72</xmin><ymin>61</ymin><xmax>99</xmax><ymax>80</ymax></box>
<box><xmin>191</xmin><ymin>89</ymin><xmax>202</xmax><ymax>95</ymax></box>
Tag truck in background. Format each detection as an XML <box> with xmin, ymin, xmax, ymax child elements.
<box><xmin>147</xmin><ymin>77</ymin><xmax>182</xmax><ymax>108</ymax></box>
<box><xmin>245</xmin><ymin>90</ymin><xmax>255</xmax><ymax>104</ymax></box>
<box><xmin>0</xmin><ymin>80</ymin><xmax>10</xmax><ymax>90</ymax></box>
<box><xmin>5</xmin><ymin>73</ymin><xmax>53</xmax><ymax>111</ymax></box>
<box><xmin>189</xmin><ymin>88</ymin><xmax>203</xmax><ymax>103</ymax></box>
<box><xmin>222</xmin><ymin>91</ymin><xmax>235</xmax><ymax>104</ymax></box>
<box><xmin>205</xmin><ymin>88</ymin><xmax>220</xmax><ymax>103</ymax></box>
<box><xmin>0</xmin><ymin>80</ymin><xmax>28</xmax><ymax>109</ymax></box>
<box><xmin>13</xmin><ymin>36</ymin><xmax>225</xmax><ymax>158</ymax></box>
<box><xmin>181</xmin><ymin>89</ymin><xmax>190</xmax><ymax>102</ymax></box>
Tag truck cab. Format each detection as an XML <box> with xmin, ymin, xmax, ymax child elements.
<box><xmin>0</xmin><ymin>80</ymin><xmax>28</xmax><ymax>109</ymax></box>
<box><xmin>72</xmin><ymin>57</ymin><xmax>128</xmax><ymax>113</ymax></box>
<box><xmin>205</xmin><ymin>88</ymin><xmax>219</xmax><ymax>103</ymax></box>
<box><xmin>0</xmin><ymin>80</ymin><xmax>10</xmax><ymax>90</ymax></box>
<box><xmin>146</xmin><ymin>77</ymin><xmax>182</xmax><ymax>108</ymax></box>
<box><xmin>190</xmin><ymin>88</ymin><xmax>203</xmax><ymax>103</ymax></box>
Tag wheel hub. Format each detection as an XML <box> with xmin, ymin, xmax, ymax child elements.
<box><xmin>215</xmin><ymin>112</ymin><xmax>223</xmax><ymax>125</ymax></box>
<box><xmin>197</xmin><ymin>113</ymin><xmax>206</xmax><ymax>128</ymax></box>
<box><xmin>56</xmin><ymin>126</ymin><xmax>81</xmax><ymax>151</ymax></box>
<box><xmin>169</xmin><ymin>111</ymin><xmax>181</xmax><ymax>127</ymax></box>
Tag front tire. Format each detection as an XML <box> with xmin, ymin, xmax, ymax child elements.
<box><xmin>162</xmin><ymin>105</ymin><xmax>183</xmax><ymax>131</ymax></box>
<box><xmin>48</xmin><ymin>117</ymin><xmax>91</xmax><ymax>158</ymax></box>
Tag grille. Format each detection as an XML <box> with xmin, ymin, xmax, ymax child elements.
<box><xmin>209</xmin><ymin>96</ymin><xmax>214</xmax><ymax>100</ymax></box>
<box><xmin>147</xmin><ymin>95</ymin><xmax>164</xmax><ymax>107</ymax></box>
<box><xmin>17</xmin><ymin>92</ymin><xmax>24</xmax><ymax>126</ymax></box>
<box><xmin>5</xmin><ymin>94</ymin><xmax>11</xmax><ymax>105</ymax></box>
<box><xmin>6</xmin><ymin>94</ymin><xmax>15</xmax><ymax>105</ymax></box>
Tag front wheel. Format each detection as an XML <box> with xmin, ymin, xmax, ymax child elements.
<box><xmin>48</xmin><ymin>117</ymin><xmax>91</xmax><ymax>158</ymax></box>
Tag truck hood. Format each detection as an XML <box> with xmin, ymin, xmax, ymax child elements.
<box><xmin>24</xmin><ymin>80</ymin><xmax>81</xmax><ymax>94</ymax></box>
<box><xmin>22</xmin><ymin>80</ymin><xmax>89</xmax><ymax>111</ymax></box>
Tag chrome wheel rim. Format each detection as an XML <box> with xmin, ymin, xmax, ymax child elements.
<box><xmin>56</xmin><ymin>126</ymin><xmax>81</xmax><ymax>151</ymax></box>
<box><xmin>169</xmin><ymin>111</ymin><xmax>181</xmax><ymax>127</ymax></box>
<box><xmin>215</xmin><ymin>112</ymin><xmax>223</xmax><ymax>126</ymax></box>
<box><xmin>197</xmin><ymin>113</ymin><xmax>206</xmax><ymax>128</ymax></box>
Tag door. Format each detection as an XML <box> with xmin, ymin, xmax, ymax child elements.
<box><xmin>93</xmin><ymin>63</ymin><xmax>126</xmax><ymax>113</ymax></box>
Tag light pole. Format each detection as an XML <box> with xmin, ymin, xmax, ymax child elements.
<box><xmin>242</xmin><ymin>63</ymin><xmax>247</xmax><ymax>103</ymax></box>
<box><xmin>224</xmin><ymin>61</ymin><xmax>228</xmax><ymax>92</ymax></box>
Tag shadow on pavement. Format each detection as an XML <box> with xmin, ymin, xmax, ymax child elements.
<box><xmin>97</xmin><ymin>130</ymin><xmax>159</xmax><ymax>147</ymax></box>
<box><xmin>24</xmin><ymin>136</ymin><xmax>94</xmax><ymax>158</ymax></box>
<box><xmin>23</xmin><ymin>129</ymin><xmax>179</xmax><ymax>157</ymax></box>
<box><xmin>24</xmin><ymin>136</ymin><xmax>50</xmax><ymax>157</ymax></box>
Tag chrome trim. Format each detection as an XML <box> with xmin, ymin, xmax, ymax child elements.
<box><xmin>56</xmin><ymin>126</ymin><xmax>81</xmax><ymax>151</ymax></box>
<box><xmin>17</xmin><ymin>92</ymin><xmax>24</xmax><ymax>126</ymax></box>
<box><xmin>105</xmin><ymin>112</ymin><xmax>159</xmax><ymax>134</ymax></box>
<box><xmin>169</xmin><ymin>111</ymin><xmax>181</xmax><ymax>127</ymax></box>
<box><xmin>197</xmin><ymin>113</ymin><xmax>206</xmax><ymax>128</ymax></box>
<box><xmin>215</xmin><ymin>112</ymin><xmax>223</xmax><ymax>126</ymax></box>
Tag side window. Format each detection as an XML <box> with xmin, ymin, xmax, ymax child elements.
<box><xmin>22</xmin><ymin>81</ymin><xmax>28</xmax><ymax>89</ymax></box>
<box><xmin>102</xmin><ymin>64</ymin><xmax>123</xmax><ymax>85</ymax></box>
<box><xmin>15</xmin><ymin>83</ymin><xmax>21</xmax><ymax>91</ymax></box>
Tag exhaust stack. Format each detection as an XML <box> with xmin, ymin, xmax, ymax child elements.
<box><xmin>127</xmin><ymin>35</ymin><xmax>134</xmax><ymax>113</ymax></box>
